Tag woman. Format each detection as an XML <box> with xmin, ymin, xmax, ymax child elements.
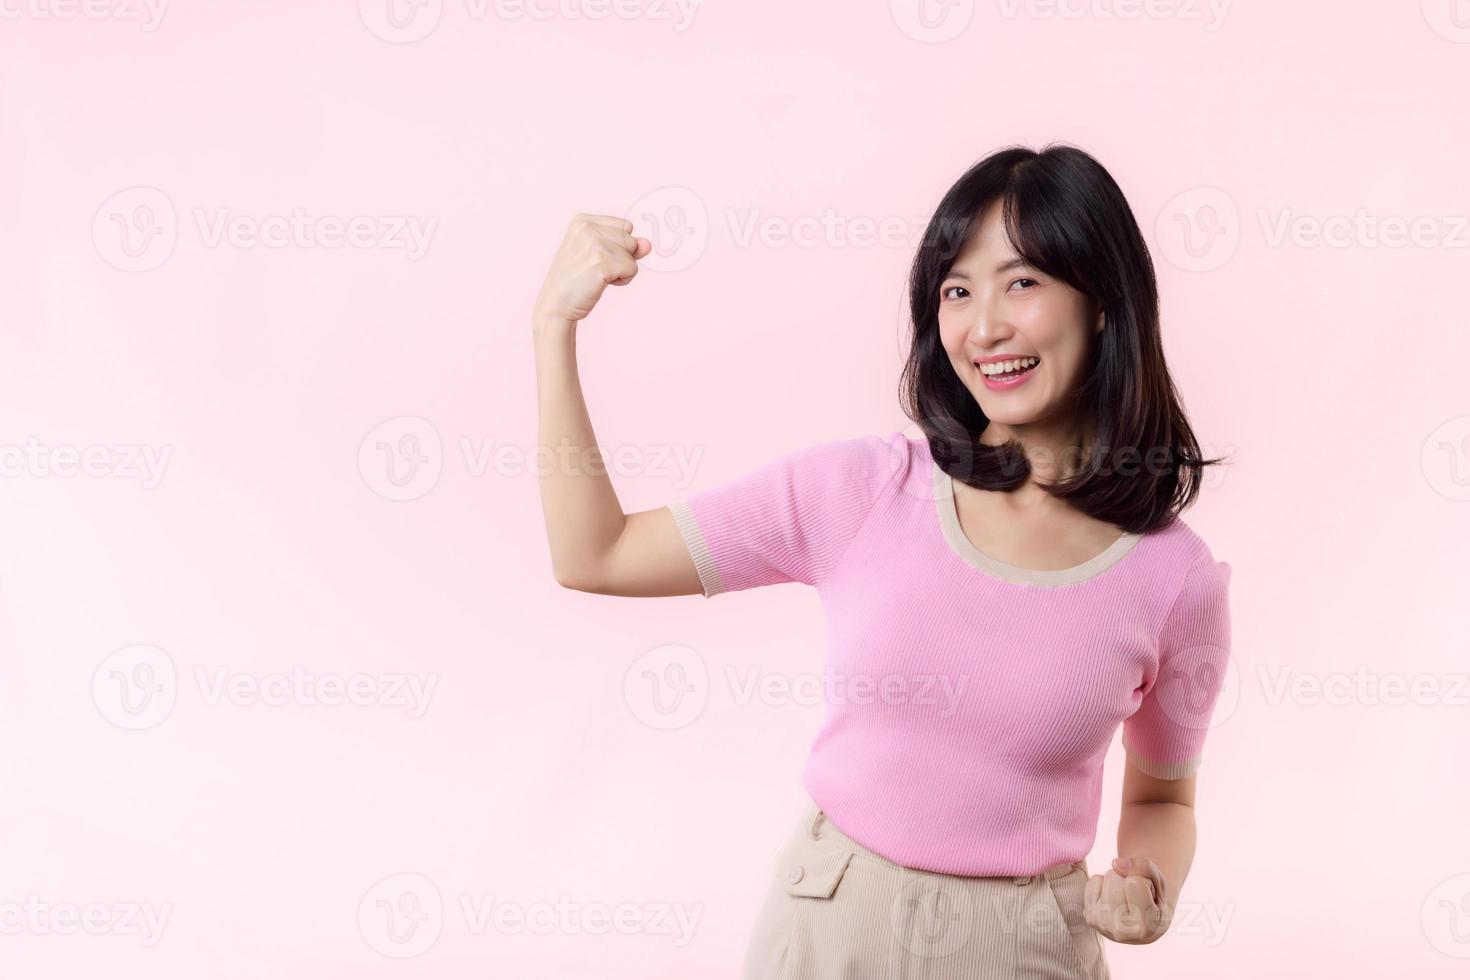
<box><xmin>533</xmin><ymin>144</ymin><xmax>1233</xmax><ymax>979</ymax></box>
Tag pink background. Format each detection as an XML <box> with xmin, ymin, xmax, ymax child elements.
<box><xmin>4</xmin><ymin>2</ymin><xmax>1470</xmax><ymax>977</ymax></box>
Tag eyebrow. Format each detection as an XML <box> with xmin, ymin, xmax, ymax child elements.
<box><xmin>945</xmin><ymin>257</ymin><xmax>1032</xmax><ymax>280</ymax></box>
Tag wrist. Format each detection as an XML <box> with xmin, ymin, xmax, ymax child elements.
<box><xmin>532</xmin><ymin>309</ymin><xmax>578</xmax><ymax>339</ymax></box>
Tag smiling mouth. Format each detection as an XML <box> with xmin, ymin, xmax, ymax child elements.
<box><xmin>977</xmin><ymin>356</ymin><xmax>1040</xmax><ymax>380</ymax></box>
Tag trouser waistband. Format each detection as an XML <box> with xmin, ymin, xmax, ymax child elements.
<box><xmin>805</xmin><ymin>801</ymin><xmax>1087</xmax><ymax>885</ymax></box>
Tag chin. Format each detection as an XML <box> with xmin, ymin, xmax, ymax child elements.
<box><xmin>972</xmin><ymin>391</ymin><xmax>1047</xmax><ymax>426</ymax></box>
<box><xmin>980</xmin><ymin>408</ymin><xmax>1044</xmax><ymax>427</ymax></box>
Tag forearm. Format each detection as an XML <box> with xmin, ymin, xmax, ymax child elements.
<box><xmin>1116</xmin><ymin>801</ymin><xmax>1196</xmax><ymax>910</ymax></box>
<box><xmin>533</xmin><ymin>315</ymin><xmax>625</xmax><ymax>586</ymax></box>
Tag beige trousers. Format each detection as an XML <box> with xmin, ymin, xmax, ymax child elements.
<box><xmin>742</xmin><ymin>797</ymin><xmax>1111</xmax><ymax>980</ymax></box>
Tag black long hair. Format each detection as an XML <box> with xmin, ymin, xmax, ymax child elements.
<box><xmin>898</xmin><ymin>143</ymin><xmax>1227</xmax><ymax>534</ymax></box>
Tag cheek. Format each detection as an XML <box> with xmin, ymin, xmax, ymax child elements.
<box><xmin>1012</xmin><ymin>305</ymin><xmax>1066</xmax><ymax>346</ymax></box>
<box><xmin>1017</xmin><ymin>305</ymin><xmax>1088</xmax><ymax>362</ymax></box>
<box><xmin>936</xmin><ymin>314</ymin><xmax>967</xmax><ymax>358</ymax></box>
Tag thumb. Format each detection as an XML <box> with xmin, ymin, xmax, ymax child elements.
<box><xmin>632</xmin><ymin>236</ymin><xmax>652</xmax><ymax>261</ymax></box>
<box><xmin>1112</xmin><ymin>856</ymin><xmax>1166</xmax><ymax>905</ymax></box>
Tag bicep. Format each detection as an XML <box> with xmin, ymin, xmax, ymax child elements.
<box><xmin>558</xmin><ymin>504</ymin><xmax>705</xmax><ymax>598</ymax></box>
<box><xmin>560</xmin><ymin>433</ymin><xmax>900</xmax><ymax>599</ymax></box>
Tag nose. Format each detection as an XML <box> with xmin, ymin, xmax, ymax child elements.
<box><xmin>966</xmin><ymin>290</ymin><xmax>1013</xmax><ymax>347</ymax></box>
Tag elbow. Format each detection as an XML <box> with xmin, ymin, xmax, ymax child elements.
<box><xmin>552</xmin><ymin>563</ymin><xmax>601</xmax><ymax>594</ymax></box>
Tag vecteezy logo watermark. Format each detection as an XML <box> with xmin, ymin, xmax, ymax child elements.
<box><xmin>1050</xmin><ymin>891</ymin><xmax>1235</xmax><ymax>947</ymax></box>
<box><xmin>1257</xmin><ymin>208</ymin><xmax>1470</xmax><ymax>250</ymax></box>
<box><xmin>92</xmin><ymin>187</ymin><xmax>178</xmax><ymax>273</ymax></box>
<box><xmin>625</xmin><ymin>186</ymin><xmax>709</xmax><ymax>273</ymax></box>
<box><xmin>1155</xmin><ymin>187</ymin><xmax>1240</xmax><ymax>272</ymax></box>
<box><xmin>0</xmin><ymin>437</ymin><xmax>172</xmax><ymax>489</ymax></box>
<box><xmin>358</xmin><ymin>872</ymin><xmax>703</xmax><ymax>957</ymax></box>
<box><xmin>995</xmin><ymin>0</ymin><xmax>1231</xmax><ymax>31</ymax></box>
<box><xmin>890</xmin><ymin>877</ymin><xmax>974</xmax><ymax>958</ymax></box>
<box><xmin>92</xmin><ymin>644</ymin><xmax>179</xmax><ymax>730</ymax></box>
<box><xmin>623</xmin><ymin>644</ymin><xmax>709</xmax><ymax>731</ymax></box>
<box><xmin>0</xmin><ymin>0</ymin><xmax>169</xmax><ymax>30</ymax></box>
<box><xmin>725</xmin><ymin>208</ymin><xmax>932</xmax><ymax>250</ymax></box>
<box><xmin>890</xmin><ymin>886</ymin><xmax>1234</xmax><ymax>960</ymax></box>
<box><xmin>623</xmin><ymin>646</ymin><xmax>972</xmax><ymax>731</ymax></box>
<box><xmin>356</xmin><ymin>418</ymin><xmax>707</xmax><ymax>502</ymax></box>
<box><xmin>357</xmin><ymin>0</ymin><xmax>702</xmax><ymax>42</ymax></box>
<box><xmin>889</xmin><ymin>0</ymin><xmax>975</xmax><ymax>43</ymax></box>
<box><xmin>1422</xmin><ymin>872</ymin><xmax>1470</xmax><ymax>958</ymax></box>
<box><xmin>1422</xmin><ymin>0</ymin><xmax>1470</xmax><ymax>43</ymax></box>
<box><xmin>1256</xmin><ymin>666</ymin><xmax>1470</xmax><ymax>707</ymax></box>
<box><xmin>724</xmin><ymin>665</ymin><xmax>969</xmax><ymax>716</ymax></box>
<box><xmin>627</xmin><ymin>186</ymin><xmax>937</xmax><ymax>271</ymax></box>
<box><xmin>358</xmin><ymin>416</ymin><xmax>445</xmax><ymax>502</ymax></box>
<box><xmin>1422</xmin><ymin>415</ymin><xmax>1470</xmax><ymax>502</ymax></box>
<box><xmin>0</xmin><ymin>897</ymin><xmax>174</xmax><ymax>945</ymax></box>
<box><xmin>1158</xmin><ymin>187</ymin><xmax>1470</xmax><ymax>271</ymax></box>
<box><xmin>92</xmin><ymin>644</ymin><xmax>439</xmax><ymax>730</ymax></box>
<box><xmin>641</xmin><ymin>194</ymin><xmax>925</xmax><ymax>261</ymax></box>
<box><xmin>1144</xmin><ymin>645</ymin><xmax>1239</xmax><ymax>731</ymax></box>
<box><xmin>192</xmin><ymin>208</ymin><xmax>436</xmax><ymax>258</ymax></box>
<box><xmin>92</xmin><ymin>186</ymin><xmax>437</xmax><ymax>271</ymax></box>
<box><xmin>191</xmin><ymin>666</ymin><xmax>438</xmax><ymax>717</ymax></box>
<box><xmin>359</xmin><ymin>873</ymin><xmax>444</xmax><ymax>958</ymax></box>
<box><xmin>490</xmin><ymin>0</ymin><xmax>702</xmax><ymax>30</ymax></box>
<box><xmin>358</xmin><ymin>0</ymin><xmax>444</xmax><ymax>42</ymax></box>
<box><xmin>459</xmin><ymin>894</ymin><xmax>701</xmax><ymax>946</ymax></box>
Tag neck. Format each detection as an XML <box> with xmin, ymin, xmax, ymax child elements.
<box><xmin>981</xmin><ymin>411</ymin><xmax>1096</xmax><ymax>487</ymax></box>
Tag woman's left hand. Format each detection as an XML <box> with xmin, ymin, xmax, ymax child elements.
<box><xmin>1083</xmin><ymin>856</ymin><xmax>1173</xmax><ymax>944</ymax></box>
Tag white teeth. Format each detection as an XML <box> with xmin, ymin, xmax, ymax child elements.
<box><xmin>978</xmin><ymin>356</ymin><xmax>1039</xmax><ymax>376</ymax></box>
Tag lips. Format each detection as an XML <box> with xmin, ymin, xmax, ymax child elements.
<box><xmin>975</xmin><ymin>355</ymin><xmax>1040</xmax><ymax>378</ymax></box>
<box><xmin>975</xmin><ymin>354</ymin><xmax>1040</xmax><ymax>390</ymax></box>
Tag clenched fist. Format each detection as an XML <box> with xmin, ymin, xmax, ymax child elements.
<box><xmin>533</xmin><ymin>213</ymin><xmax>652</xmax><ymax>326</ymax></box>
<box><xmin>1083</xmin><ymin>856</ymin><xmax>1173</xmax><ymax>945</ymax></box>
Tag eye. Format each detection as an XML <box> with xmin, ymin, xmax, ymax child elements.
<box><xmin>1010</xmin><ymin>277</ymin><xmax>1038</xmax><ymax>291</ymax></box>
<box><xmin>942</xmin><ymin>285</ymin><xmax>968</xmax><ymax>301</ymax></box>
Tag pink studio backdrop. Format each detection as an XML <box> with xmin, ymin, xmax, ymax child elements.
<box><xmin>3</xmin><ymin>3</ymin><xmax>1469</xmax><ymax>978</ymax></box>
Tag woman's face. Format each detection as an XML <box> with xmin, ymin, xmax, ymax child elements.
<box><xmin>937</xmin><ymin>200</ymin><xmax>1103</xmax><ymax>433</ymax></box>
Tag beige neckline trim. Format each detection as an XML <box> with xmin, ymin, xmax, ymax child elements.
<box><xmin>931</xmin><ymin>455</ymin><xmax>1144</xmax><ymax>587</ymax></box>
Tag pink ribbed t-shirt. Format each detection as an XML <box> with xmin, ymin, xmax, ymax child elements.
<box><xmin>667</xmin><ymin>430</ymin><xmax>1233</xmax><ymax>877</ymax></box>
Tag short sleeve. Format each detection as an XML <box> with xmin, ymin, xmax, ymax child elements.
<box><xmin>667</xmin><ymin>432</ymin><xmax>905</xmax><ymax>598</ymax></box>
<box><xmin>1122</xmin><ymin>558</ymin><xmax>1233</xmax><ymax>779</ymax></box>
